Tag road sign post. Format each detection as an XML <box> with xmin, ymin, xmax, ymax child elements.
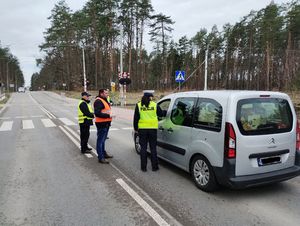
<box><xmin>175</xmin><ymin>71</ymin><xmax>185</xmax><ymax>91</ymax></box>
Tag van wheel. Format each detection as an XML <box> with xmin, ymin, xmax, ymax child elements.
<box><xmin>191</xmin><ymin>156</ymin><xmax>218</xmax><ymax>192</ymax></box>
<box><xmin>134</xmin><ymin>133</ymin><xmax>141</xmax><ymax>154</ymax></box>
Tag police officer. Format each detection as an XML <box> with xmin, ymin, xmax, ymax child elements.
<box><xmin>78</xmin><ymin>91</ymin><xmax>94</xmax><ymax>154</ymax></box>
<box><xmin>133</xmin><ymin>90</ymin><xmax>163</xmax><ymax>172</ymax></box>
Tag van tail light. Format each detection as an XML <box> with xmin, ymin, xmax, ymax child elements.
<box><xmin>225</xmin><ymin>122</ymin><xmax>236</xmax><ymax>158</ymax></box>
<box><xmin>296</xmin><ymin>120</ymin><xmax>300</xmax><ymax>151</ymax></box>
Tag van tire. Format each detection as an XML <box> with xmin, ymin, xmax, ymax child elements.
<box><xmin>191</xmin><ymin>155</ymin><xmax>218</xmax><ymax>192</ymax></box>
<box><xmin>134</xmin><ymin>133</ymin><xmax>141</xmax><ymax>155</ymax></box>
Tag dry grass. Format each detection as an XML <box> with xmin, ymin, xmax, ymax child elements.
<box><xmin>59</xmin><ymin>90</ymin><xmax>173</xmax><ymax>107</ymax></box>
<box><xmin>0</xmin><ymin>93</ymin><xmax>10</xmax><ymax>109</ymax></box>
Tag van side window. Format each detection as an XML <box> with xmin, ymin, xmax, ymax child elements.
<box><xmin>171</xmin><ymin>97</ymin><xmax>196</xmax><ymax>127</ymax></box>
<box><xmin>193</xmin><ymin>99</ymin><xmax>222</xmax><ymax>132</ymax></box>
<box><xmin>157</xmin><ymin>99</ymin><xmax>171</xmax><ymax>121</ymax></box>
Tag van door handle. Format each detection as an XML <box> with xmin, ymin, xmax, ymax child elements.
<box><xmin>159</xmin><ymin>126</ymin><xmax>164</xmax><ymax>131</ymax></box>
<box><xmin>167</xmin><ymin>128</ymin><xmax>173</xmax><ymax>132</ymax></box>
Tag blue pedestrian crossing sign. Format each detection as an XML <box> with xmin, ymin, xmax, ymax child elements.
<box><xmin>175</xmin><ymin>71</ymin><xmax>185</xmax><ymax>83</ymax></box>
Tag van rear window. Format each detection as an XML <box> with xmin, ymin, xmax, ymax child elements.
<box><xmin>236</xmin><ymin>98</ymin><xmax>293</xmax><ymax>135</ymax></box>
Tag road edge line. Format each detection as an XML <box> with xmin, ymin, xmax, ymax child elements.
<box><xmin>116</xmin><ymin>178</ymin><xmax>170</xmax><ymax>226</ymax></box>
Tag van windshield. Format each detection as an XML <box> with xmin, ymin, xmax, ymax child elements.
<box><xmin>236</xmin><ymin>98</ymin><xmax>293</xmax><ymax>135</ymax></box>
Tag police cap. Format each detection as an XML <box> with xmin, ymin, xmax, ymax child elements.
<box><xmin>143</xmin><ymin>90</ymin><xmax>154</xmax><ymax>97</ymax></box>
<box><xmin>81</xmin><ymin>91</ymin><xmax>91</xmax><ymax>97</ymax></box>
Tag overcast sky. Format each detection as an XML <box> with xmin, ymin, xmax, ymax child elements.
<box><xmin>0</xmin><ymin>0</ymin><xmax>292</xmax><ymax>86</ymax></box>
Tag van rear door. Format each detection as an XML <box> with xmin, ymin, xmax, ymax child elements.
<box><xmin>234</xmin><ymin>96</ymin><xmax>296</xmax><ymax>176</ymax></box>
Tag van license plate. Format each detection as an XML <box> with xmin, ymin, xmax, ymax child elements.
<box><xmin>258</xmin><ymin>156</ymin><xmax>281</xmax><ymax>166</ymax></box>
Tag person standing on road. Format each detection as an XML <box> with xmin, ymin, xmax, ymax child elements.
<box><xmin>94</xmin><ymin>89</ymin><xmax>114</xmax><ymax>164</ymax></box>
<box><xmin>106</xmin><ymin>88</ymin><xmax>113</xmax><ymax>140</ymax></box>
<box><xmin>133</xmin><ymin>90</ymin><xmax>163</xmax><ymax>172</ymax></box>
<box><xmin>78</xmin><ymin>91</ymin><xmax>94</xmax><ymax>154</ymax></box>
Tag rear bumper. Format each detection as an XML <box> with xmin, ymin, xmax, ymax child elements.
<box><xmin>214</xmin><ymin>151</ymin><xmax>300</xmax><ymax>189</ymax></box>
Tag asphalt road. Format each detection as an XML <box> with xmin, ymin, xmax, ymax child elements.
<box><xmin>0</xmin><ymin>91</ymin><xmax>299</xmax><ymax>226</ymax></box>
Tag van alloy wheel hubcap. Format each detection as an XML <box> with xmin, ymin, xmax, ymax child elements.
<box><xmin>194</xmin><ymin>160</ymin><xmax>209</xmax><ymax>186</ymax></box>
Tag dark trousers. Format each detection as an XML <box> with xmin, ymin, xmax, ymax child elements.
<box><xmin>96</xmin><ymin>127</ymin><xmax>108</xmax><ymax>160</ymax></box>
<box><xmin>139</xmin><ymin>129</ymin><xmax>158</xmax><ymax>170</ymax></box>
<box><xmin>80</xmin><ymin>123</ymin><xmax>90</xmax><ymax>152</ymax></box>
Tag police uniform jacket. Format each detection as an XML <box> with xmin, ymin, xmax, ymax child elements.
<box><xmin>133</xmin><ymin>102</ymin><xmax>163</xmax><ymax>131</ymax></box>
<box><xmin>79</xmin><ymin>98</ymin><xmax>94</xmax><ymax>125</ymax></box>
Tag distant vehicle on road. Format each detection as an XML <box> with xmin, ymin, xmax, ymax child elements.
<box><xmin>134</xmin><ymin>90</ymin><xmax>300</xmax><ymax>192</ymax></box>
<box><xmin>18</xmin><ymin>87</ymin><xmax>25</xmax><ymax>93</ymax></box>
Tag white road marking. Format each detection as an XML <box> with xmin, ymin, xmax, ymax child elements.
<box><xmin>61</xmin><ymin>126</ymin><xmax>180</xmax><ymax>226</ymax></box>
<box><xmin>109</xmin><ymin>128</ymin><xmax>119</xmax><ymax>131</ymax></box>
<box><xmin>22</xmin><ymin>120</ymin><xmax>34</xmax><ymax>129</ymax></box>
<box><xmin>85</xmin><ymin>153</ymin><xmax>93</xmax><ymax>158</ymax></box>
<box><xmin>122</xmin><ymin>127</ymin><xmax>133</xmax><ymax>130</ymax></box>
<box><xmin>116</xmin><ymin>178</ymin><xmax>170</xmax><ymax>226</ymax></box>
<box><xmin>59</xmin><ymin>126</ymin><xmax>81</xmax><ymax>149</ymax></box>
<box><xmin>88</xmin><ymin>128</ymin><xmax>121</xmax><ymax>133</ymax></box>
<box><xmin>31</xmin><ymin>115</ymin><xmax>43</xmax><ymax>118</ymax></box>
<box><xmin>16</xmin><ymin>116</ymin><xmax>27</xmax><ymax>119</ymax></box>
<box><xmin>0</xmin><ymin>121</ymin><xmax>13</xmax><ymax>131</ymax></box>
<box><xmin>64</xmin><ymin>126</ymin><xmax>80</xmax><ymax>140</ymax></box>
<box><xmin>0</xmin><ymin>117</ymin><xmax>10</xmax><ymax>120</ymax></box>
<box><xmin>59</xmin><ymin>118</ymin><xmax>76</xmax><ymax>126</ymax></box>
<box><xmin>41</xmin><ymin>118</ymin><xmax>56</xmax><ymax>128</ymax></box>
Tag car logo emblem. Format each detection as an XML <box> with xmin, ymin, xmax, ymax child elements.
<box><xmin>269</xmin><ymin>138</ymin><xmax>275</xmax><ymax>144</ymax></box>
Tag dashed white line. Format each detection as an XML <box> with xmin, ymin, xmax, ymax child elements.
<box><xmin>22</xmin><ymin>120</ymin><xmax>34</xmax><ymax>129</ymax></box>
<box><xmin>0</xmin><ymin>121</ymin><xmax>13</xmax><ymax>131</ymax></box>
<box><xmin>116</xmin><ymin>178</ymin><xmax>169</xmax><ymax>226</ymax></box>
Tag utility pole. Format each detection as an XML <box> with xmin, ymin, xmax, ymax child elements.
<box><xmin>120</xmin><ymin>25</ymin><xmax>125</xmax><ymax>107</ymax></box>
<box><xmin>204</xmin><ymin>47</ymin><xmax>209</xmax><ymax>91</ymax></box>
<box><xmin>82</xmin><ymin>46</ymin><xmax>87</xmax><ymax>92</ymax></box>
<box><xmin>6</xmin><ymin>62</ymin><xmax>9</xmax><ymax>92</ymax></box>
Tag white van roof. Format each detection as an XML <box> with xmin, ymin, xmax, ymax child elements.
<box><xmin>164</xmin><ymin>90</ymin><xmax>289</xmax><ymax>101</ymax></box>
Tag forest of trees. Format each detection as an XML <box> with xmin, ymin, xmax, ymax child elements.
<box><xmin>31</xmin><ymin>0</ymin><xmax>300</xmax><ymax>92</ymax></box>
<box><xmin>0</xmin><ymin>45</ymin><xmax>24</xmax><ymax>92</ymax></box>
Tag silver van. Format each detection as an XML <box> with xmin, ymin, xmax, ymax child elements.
<box><xmin>134</xmin><ymin>91</ymin><xmax>300</xmax><ymax>191</ymax></box>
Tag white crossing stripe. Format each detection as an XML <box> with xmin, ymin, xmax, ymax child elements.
<box><xmin>109</xmin><ymin>128</ymin><xmax>119</xmax><ymax>131</ymax></box>
<box><xmin>41</xmin><ymin>118</ymin><xmax>56</xmax><ymax>128</ymax></box>
<box><xmin>22</xmin><ymin>120</ymin><xmax>34</xmax><ymax>129</ymax></box>
<box><xmin>31</xmin><ymin>115</ymin><xmax>43</xmax><ymax>118</ymax></box>
<box><xmin>0</xmin><ymin>121</ymin><xmax>13</xmax><ymax>131</ymax></box>
<box><xmin>16</xmin><ymin>116</ymin><xmax>27</xmax><ymax>119</ymax></box>
<box><xmin>59</xmin><ymin>118</ymin><xmax>76</xmax><ymax>126</ymax></box>
<box><xmin>0</xmin><ymin>117</ymin><xmax>10</xmax><ymax>120</ymax></box>
<box><xmin>122</xmin><ymin>127</ymin><xmax>133</xmax><ymax>130</ymax></box>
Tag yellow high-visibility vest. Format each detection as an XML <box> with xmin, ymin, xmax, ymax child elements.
<box><xmin>138</xmin><ymin>101</ymin><xmax>158</xmax><ymax>129</ymax></box>
<box><xmin>78</xmin><ymin>100</ymin><xmax>94</xmax><ymax>124</ymax></box>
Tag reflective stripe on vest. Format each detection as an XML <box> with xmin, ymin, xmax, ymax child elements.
<box><xmin>138</xmin><ymin>101</ymin><xmax>158</xmax><ymax>129</ymax></box>
<box><xmin>78</xmin><ymin>100</ymin><xmax>94</xmax><ymax>124</ymax></box>
<box><xmin>95</xmin><ymin>97</ymin><xmax>112</xmax><ymax>123</ymax></box>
